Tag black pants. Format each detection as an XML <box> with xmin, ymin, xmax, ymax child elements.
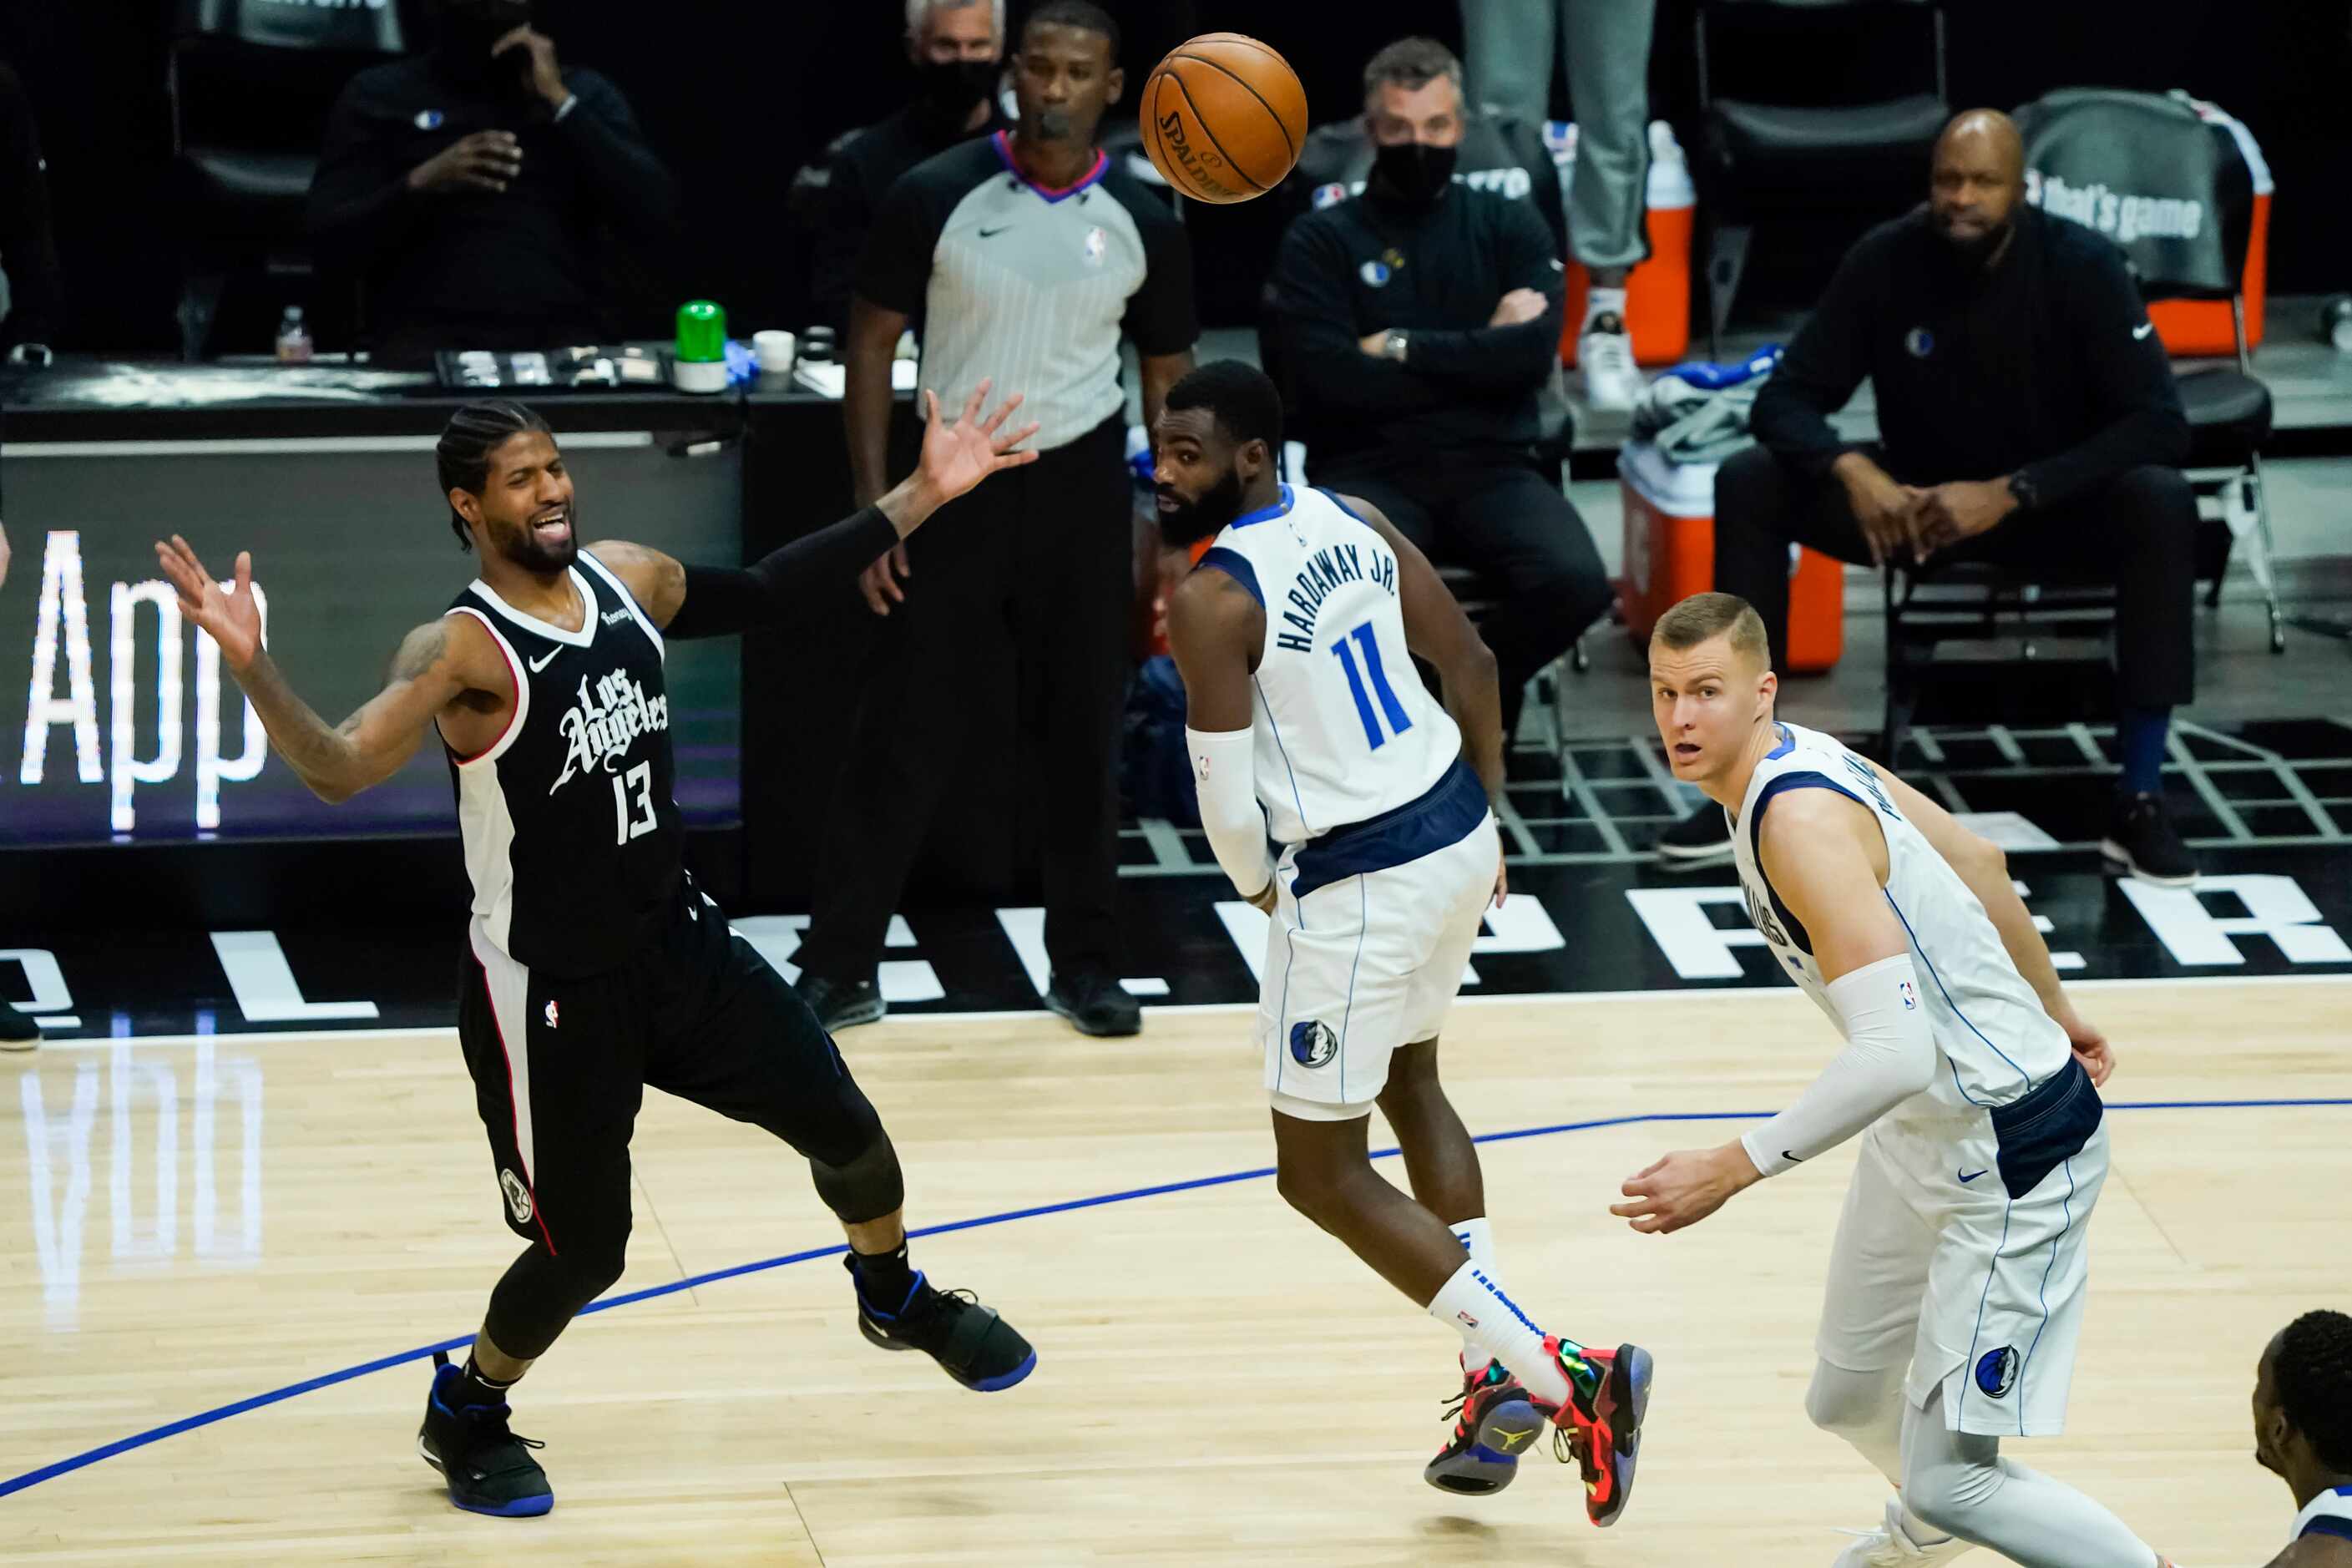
<box><xmin>1712</xmin><ymin>446</ymin><xmax>2197</xmax><ymax>710</ymax></box>
<box><xmin>798</xmin><ymin>413</ymin><xmax>1133</xmax><ymax>984</ymax></box>
<box><xmin>1318</xmin><ymin>448</ymin><xmax>1614</xmax><ymax>735</ymax></box>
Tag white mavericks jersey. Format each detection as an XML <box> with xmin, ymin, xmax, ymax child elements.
<box><xmin>1728</xmin><ymin>721</ymin><xmax>2072</xmax><ymax>1116</ymax></box>
<box><xmin>1196</xmin><ymin>484</ymin><xmax>1460</xmax><ymax>843</ymax></box>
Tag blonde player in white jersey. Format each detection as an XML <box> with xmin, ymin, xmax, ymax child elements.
<box><xmin>1155</xmin><ymin>362</ymin><xmax>1652</xmax><ymax>1523</ymax></box>
<box><xmin>1619</xmin><ymin>592</ymin><xmax>2182</xmax><ymax>1568</ymax></box>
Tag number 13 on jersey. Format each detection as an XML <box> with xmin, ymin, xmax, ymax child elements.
<box><xmin>1330</xmin><ymin>619</ymin><xmax>1414</xmax><ymax>751</ymax></box>
<box><xmin>612</xmin><ymin>761</ymin><xmax>657</xmax><ymax>842</ymax></box>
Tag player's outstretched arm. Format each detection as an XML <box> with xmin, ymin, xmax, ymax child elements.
<box><xmin>154</xmin><ymin>535</ymin><xmax>482</xmax><ymax>805</ymax></box>
<box><xmin>1166</xmin><ymin>566</ymin><xmax>1276</xmax><ymax>912</ymax></box>
<box><xmin>1336</xmin><ymin>494</ymin><xmax>1505</xmax><ymax>803</ymax></box>
<box><xmin>1869</xmin><ymin>763</ymin><xmax>2112</xmax><ymax>1083</ymax></box>
<box><xmin>648</xmin><ymin>380</ymin><xmax>1043</xmax><ymax>639</ymax></box>
<box><xmin>1613</xmin><ymin>788</ymin><xmax>1934</xmax><ymax>1235</ymax></box>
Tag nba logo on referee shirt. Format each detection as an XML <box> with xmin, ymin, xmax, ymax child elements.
<box><xmin>1290</xmin><ymin>1019</ymin><xmax>1338</xmax><ymax>1067</ymax></box>
<box><xmin>1083</xmin><ymin>226</ymin><xmax>1106</xmax><ymax>266</ymax></box>
<box><xmin>500</xmin><ymin>1169</ymin><xmax>534</xmax><ymax>1225</ymax></box>
<box><xmin>1312</xmin><ymin>181</ymin><xmax>1347</xmax><ymax>210</ymax></box>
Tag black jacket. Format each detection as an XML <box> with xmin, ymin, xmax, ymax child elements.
<box><xmin>308</xmin><ymin>52</ymin><xmax>680</xmax><ymax>358</ymax></box>
<box><xmin>1272</xmin><ymin>184</ymin><xmax>1565</xmax><ymax>470</ymax></box>
<box><xmin>804</xmin><ymin>101</ymin><xmax>1009</xmax><ymax>338</ymax></box>
<box><xmin>0</xmin><ymin>59</ymin><xmax>63</xmax><ymax>349</ymax></box>
<box><xmin>1753</xmin><ymin>205</ymin><xmax>2188</xmax><ymax>506</ymax></box>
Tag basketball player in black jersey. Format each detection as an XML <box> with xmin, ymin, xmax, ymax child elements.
<box><xmin>154</xmin><ymin>382</ymin><xmax>1042</xmax><ymax>1519</ymax></box>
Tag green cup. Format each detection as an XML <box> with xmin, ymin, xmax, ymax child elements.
<box><xmin>675</xmin><ymin>300</ymin><xmax>726</xmax><ymax>363</ymax></box>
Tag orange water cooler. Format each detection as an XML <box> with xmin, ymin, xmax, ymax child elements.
<box><xmin>1618</xmin><ymin>442</ymin><xmax>1844</xmax><ymax>673</ymax></box>
<box><xmin>1555</xmin><ymin>120</ymin><xmax>1694</xmax><ymax>369</ymax></box>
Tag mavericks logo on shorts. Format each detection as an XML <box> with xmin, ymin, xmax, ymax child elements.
<box><xmin>1975</xmin><ymin>1344</ymin><xmax>2020</xmax><ymax>1399</ymax></box>
<box><xmin>500</xmin><ymin>1168</ymin><xmax>534</xmax><ymax>1226</ymax></box>
<box><xmin>1289</xmin><ymin>1019</ymin><xmax>1339</xmax><ymax>1068</ymax></box>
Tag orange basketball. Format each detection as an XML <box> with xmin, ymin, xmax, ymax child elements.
<box><xmin>1139</xmin><ymin>33</ymin><xmax>1308</xmax><ymax>205</ymax></box>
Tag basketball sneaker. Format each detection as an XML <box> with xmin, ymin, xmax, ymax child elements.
<box><xmin>798</xmin><ymin>974</ymin><xmax>883</xmax><ymax>1033</ymax></box>
<box><xmin>417</xmin><ymin>1352</ymin><xmax>552</xmax><ymax>1518</ymax></box>
<box><xmin>1579</xmin><ymin>312</ymin><xmax>1644</xmax><ymax>414</ymax></box>
<box><xmin>847</xmin><ymin>1256</ymin><xmax>1037</xmax><ymax>1392</ymax></box>
<box><xmin>1830</xmin><ymin>1495</ymin><xmax>1974</xmax><ymax>1565</ymax></box>
<box><xmin>1534</xmin><ymin>1338</ymin><xmax>1654</xmax><ymax>1527</ymax></box>
<box><xmin>1424</xmin><ymin>1358</ymin><xmax>1545</xmax><ymax>1495</ymax></box>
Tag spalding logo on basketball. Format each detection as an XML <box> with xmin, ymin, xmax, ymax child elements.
<box><xmin>1975</xmin><ymin>1344</ymin><xmax>2020</xmax><ymax>1399</ymax></box>
<box><xmin>1290</xmin><ymin>1019</ymin><xmax>1339</xmax><ymax>1068</ymax></box>
<box><xmin>1140</xmin><ymin>33</ymin><xmax>1308</xmax><ymax>205</ymax></box>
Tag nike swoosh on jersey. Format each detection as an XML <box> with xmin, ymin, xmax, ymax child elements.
<box><xmin>1958</xmin><ymin>1168</ymin><xmax>1990</xmax><ymax>1183</ymax></box>
<box><xmin>2133</xmin><ymin>323</ymin><xmax>2154</xmax><ymax>339</ymax></box>
<box><xmin>528</xmin><ymin>648</ymin><xmax>559</xmax><ymax>673</ymax></box>
<box><xmin>978</xmin><ymin>225</ymin><xmax>1009</xmax><ymax>238</ymax></box>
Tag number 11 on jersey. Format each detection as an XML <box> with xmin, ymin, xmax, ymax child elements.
<box><xmin>1329</xmin><ymin>619</ymin><xmax>1413</xmax><ymax>751</ymax></box>
<box><xmin>612</xmin><ymin>761</ymin><xmax>656</xmax><ymax>842</ymax></box>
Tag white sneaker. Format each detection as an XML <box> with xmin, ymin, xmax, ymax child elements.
<box><xmin>1578</xmin><ymin>312</ymin><xmax>1643</xmax><ymax>412</ymax></box>
<box><xmin>1831</xmin><ymin>1495</ymin><xmax>1975</xmax><ymax>1566</ymax></box>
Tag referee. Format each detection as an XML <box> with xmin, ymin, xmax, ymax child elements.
<box><xmin>796</xmin><ymin>0</ymin><xmax>1196</xmax><ymax>1038</ymax></box>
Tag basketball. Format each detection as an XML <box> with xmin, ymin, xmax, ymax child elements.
<box><xmin>1138</xmin><ymin>33</ymin><xmax>1308</xmax><ymax>205</ymax></box>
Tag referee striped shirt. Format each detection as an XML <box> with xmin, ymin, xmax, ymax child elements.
<box><xmin>857</xmin><ymin>130</ymin><xmax>1196</xmax><ymax>453</ymax></box>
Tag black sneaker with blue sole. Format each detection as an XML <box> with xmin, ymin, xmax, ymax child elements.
<box><xmin>417</xmin><ymin>1352</ymin><xmax>554</xmax><ymax>1518</ymax></box>
<box><xmin>848</xmin><ymin>1257</ymin><xmax>1037</xmax><ymax>1392</ymax></box>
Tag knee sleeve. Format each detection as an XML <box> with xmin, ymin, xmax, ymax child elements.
<box><xmin>483</xmin><ymin>1236</ymin><xmax>630</xmax><ymax>1361</ymax></box>
<box><xmin>808</xmin><ymin>1092</ymin><xmax>903</xmax><ymax>1226</ymax></box>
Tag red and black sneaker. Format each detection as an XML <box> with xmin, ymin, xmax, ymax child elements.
<box><xmin>1533</xmin><ymin>1338</ymin><xmax>1654</xmax><ymax>1527</ymax></box>
<box><xmin>1423</xmin><ymin>1359</ymin><xmax>1545</xmax><ymax>1496</ymax></box>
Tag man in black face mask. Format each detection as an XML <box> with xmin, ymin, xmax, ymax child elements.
<box><xmin>1269</xmin><ymin>37</ymin><xmax>1612</xmax><ymax>754</ymax></box>
<box><xmin>309</xmin><ymin>0</ymin><xmax>681</xmax><ymax>365</ymax></box>
<box><xmin>1660</xmin><ymin>109</ymin><xmax>2202</xmax><ymax>888</ymax></box>
<box><xmin>805</xmin><ymin>0</ymin><xmax>1009</xmax><ymax>339</ymax></box>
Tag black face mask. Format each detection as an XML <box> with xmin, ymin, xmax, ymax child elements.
<box><xmin>437</xmin><ymin>1</ymin><xmax>531</xmax><ymax>85</ymax></box>
<box><xmin>1370</xmin><ymin>141</ymin><xmax>1457</xmax><ymax>205</ymax></box>
<box><xmin>915</xmin><ymin>58</ymin><xmax>999</xmax><ymax>127</ymax></box>
<box><xmin>1157</xmin><ymin>464</ymin><xmax>1246</xmax><ymax>549</ymax></box>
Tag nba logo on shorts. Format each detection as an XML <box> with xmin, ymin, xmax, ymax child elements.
<box><xmin>1899</xmin><ymin>980</ymin><xmax>1918</xmax><ymax>1011</ymax></box>
<box><xmin>1975</xmin><ymin>1345</ymin><xmax>2020</xmax><ymax>1399</ymax></box>
<box><xmin>1290</xmin><ymin>1019</ymin><xmax>1339</xmax><ymax>1067</ymax></box>
<box><xmin>500</xmin><ymin>1168</ymin><xmax>534</xmax><ymax>1226</ymax></box>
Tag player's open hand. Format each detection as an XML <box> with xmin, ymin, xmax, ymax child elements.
<box><xmin>1611</xmin><ymin>1144</ymin><xmax>1757</xmax><ymax>1235</ymax></box>
<box><xmin>155</xmin><ymin>534</ymin><xmax>263</xmax><ymax>674</ymax></box>
<box><xmin>915</xmin><ymin>379</ymin><xmax>1041</xmax><ymax>505</ymax></box>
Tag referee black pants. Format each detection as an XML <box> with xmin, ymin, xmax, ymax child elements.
<box><xmin>799</xmin><ymin>413</ymin><xmax>1132</xmax><ymax>985</ymax></box>
<box><xmin>1712</xmin><ymin>445</ymin><xmax>2197</xmax><ymax>710</ymax></box>
<box><xmin>1316</xmin><ymin>446</ymin><xmax>1614</xmax><ymax>738</ymax></box>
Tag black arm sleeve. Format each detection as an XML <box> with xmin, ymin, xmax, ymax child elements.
<box><xmin>855</xmin><ymin>170</ymin><xmax>947</xmax><ymax>316</ymax></box>
<box><xmin>1272</xmin><ymin>216</ymin><xmax>1448</xmax><ymax>418</ymax></box>
<box><xmin>664</xmin><ymin>506</ymin><xmax>899</xmax><ymax>639</ymax></box>
<box><xmin>1750</xmin><ymin>234</ymin><xmax>1884</xmax><ymax>476</ymax></box>
<box><xmin>1402</xmin><ymin>197</ymin><xmax>1566</xmax><ymax>392</ymax></box>
<box><xmin>1119</xmin><ymin>185</ymin><xmax>1199</xmax><ymax>357</ymax></box>
<box><xmin>549</xmin><ymin>71</ymin><xmax>682</xmax><ymax>238</ymax></box>
<box><xmin>2013</xmin><ymin>242</ymin><xmax>2189</xmax><ymax>508</ymax></box>
<box><xmin>307</xmin><ymin>77</ymin><xmax>425</xmax><ymax>264</ymax></box>
<box><xmin>0</xmin><ymin>63</ymin><xmax>63</xmax><ymax>347</ymax></box>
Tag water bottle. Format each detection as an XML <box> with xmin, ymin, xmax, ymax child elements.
<box><xmin>275</xmin><ymin>306</ymin><xmax>312</xmax><ymax>364</ymax></box>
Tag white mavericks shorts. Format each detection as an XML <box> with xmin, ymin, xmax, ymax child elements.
<box><xmin>1259</xmin><ymin>812</ymin><xmax>1499</xmax><ymax>1121</ymax></box>
<box><xmin>1815</xmin><ymin>1071</ymin><xmax>2109</xmax><ymax>1438</ymax></box>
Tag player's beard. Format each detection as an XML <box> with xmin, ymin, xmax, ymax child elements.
<box><xmin>1156</xmin><ymin>466</ymin><xmax>1244</xmax><ymax>549</ymax></box>
<box><xmin>498</xmin><ymin>499</ymin><xmax>579</xmax><ymax>574</ymax></box>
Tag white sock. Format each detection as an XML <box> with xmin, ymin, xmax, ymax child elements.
<box><xmin>1427</xmin><ymin>1258</ymin><xmax>1571</xmax><ymax>1405</ymax></box>
<box><xmin>1449</xmin><ymin>1218</ymin><xmax>1500</xmax><ymax>1373</ymax></box>
<box><xmin>1583</xmin><ymin>287</ymin><xmax>1628</xmax><ymax>331</ymax></box>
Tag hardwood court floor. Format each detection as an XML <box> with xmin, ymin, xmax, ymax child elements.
<box><xmin>4</xmin><ymin>979</ymin><xmax>2347</xmax><ymax>1565</ymax></box>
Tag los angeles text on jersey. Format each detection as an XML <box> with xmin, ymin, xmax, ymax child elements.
<box><xmin>550</xmin><ymin>669</ymin><xmax>670</xmax><ymax>794</ymax></box>
<box><xmin>1273</xmin><ymin>540</ymin><xmax>1399</xmax><ymax>653</ymax></box>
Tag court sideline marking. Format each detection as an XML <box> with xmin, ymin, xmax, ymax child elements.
<box><xmin>4</xmin><ymin>1094</ymin><xmax>2347</xmax><ymax>1501</ymax></box>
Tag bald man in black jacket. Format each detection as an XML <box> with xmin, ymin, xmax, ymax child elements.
<box><xmin>1658</xmin><ymin>110</ymin><xmax>2200</xmax><ymax>888</ymax></box>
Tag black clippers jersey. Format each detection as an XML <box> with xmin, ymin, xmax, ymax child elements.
<box><xmin>444</xmin><ymin>549</ymin><xmax>682</xmax><ymax>976</ymax></box>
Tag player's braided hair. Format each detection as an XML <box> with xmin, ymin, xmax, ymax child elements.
<box><xmin>437</xmin><ymin>401</ymin><xmax>553</xmax><ymax>550</ymax></box>
<box><xmin>2278</xmin><ymin>1309</ymin><xmax>2352</xmax><ymax>1470</ymax></box>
